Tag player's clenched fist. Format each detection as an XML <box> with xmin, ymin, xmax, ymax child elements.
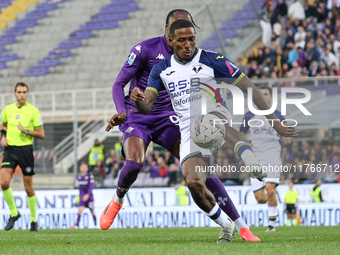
<box><xmin>130</xmin><ymin>87</ymin><xmax>145</xmax><ymax>102</ymax></box>
<box><xmin>273</xmin><ymin>121</ymin><xmax>298</xmax><ymax>137</ymax></box>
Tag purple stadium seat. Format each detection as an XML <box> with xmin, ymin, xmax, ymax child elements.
<box><xmin>100</xmin><ymin>4</ymin><xmax>139</xmax><ymax>14</ymax></box>
<box><xmin>200</xmin><ymin>39</ymin><xmax>225</xmax><ymax>50</ymax></box>
<box><xmin>36</xmin><ymin>58</ymin><xmax>60</xmax><ymax>67</ymax></box>
<box><xmin>0</xmin><ymin>62</ymin><xmax>7</xmax><ymax>69</ymax></box>
<box><xmin>0</xmin><ymin>37</ymin><xmax>17</xmax><ymax>46</ymax></box>
<box><xmin>110</xmin><ymin>0</ymin><xmax>134</xmax><ymax>4</ymax></box>
<box><xmin>0</xmin><ymin>53</ymin><xmax>18</xmax><ymax>62</ymax></box>
<box><xmin>69</xmin><ymin>30</ymin><xmax>93</xmax><ymax>40</ymax></box>
<box><xmin>23</xmin><ymin>67</ymin><xmax>50</xmax><ymax>76</ymax></box>
<box><xmin>48</xmin><ymin>49</ymin><xmax>72</xmax><ymax>58</ymax></box>
<box><xmin>0</xmin><ymin>0</ymin><xmax>12</xmax><ymax>11</ymax></box>
<box><xmin>15</xmin><ymin>19</ymin><xmax>38</xmax><ymax>28</ymax></box>
<box><xmin>221</xmin><ymin>20</ymin><xmax>248</xmax><ymax>29</ymax></box>
<box><xmin>4</xmin><ymin>28</ymin><xmax>27</xmax><ymax>36</ymax></box>
<box><xmin>25</xmin><ymin>10</ymin><xmax>48</xmax><ymax>20</ymax></box>
<box><xmin>91</xmin><ymin>13</ymin><xmax>129</xmax><ymax>22</ymax></box>
<box><xmin>80</xmin><ymin>21</ymin><xmax>119</xmax><ymax>30</ymax></box>
<box><xmin>35</xmin><ymin>3</ymin><xmax>58</xmax><ymax>11</ymax></box>
<box><xmin>57</xmin><ymin>40</ymin><xmax>82</xmax><ymax>49</ymax></box>
<box><xmin>0</xmin><ymin>46</ymin><xmax>6</xmax><ymax>54</ymax></box>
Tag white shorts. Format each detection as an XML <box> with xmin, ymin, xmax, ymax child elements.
<box><xmin>251</xmin><ymin>177</ymin><xmax>280</xmax><ymax>192</ymax></box>
<box><xmin>180</xmin><ymin>105</ymin><xmax>232</xmax><ymax>165</ymax></box>
<box><xmin>251</xmin><ymin>161</ymin><xmax>281</xmax><ymax>192</ymax></box>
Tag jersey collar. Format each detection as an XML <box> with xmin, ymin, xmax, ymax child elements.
<box><xmin>174</xmin><ymin>48</ymin><xmax>198</xmax><ymax>65</ymax></box>
<box><xmin>16</xmin><ymin>102</ymin><xmax>28</xmax><ymax>109</ymax></box>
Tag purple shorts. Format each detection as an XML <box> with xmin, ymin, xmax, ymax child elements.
<box><xmin>119</xmin><ymin>111</ymin><xmax>180</xmax><ymax>154</ymax></box>
<box><xmin>78</xmin><ymin>194</ymin><xmax>94</xmax><ymax>210</ymax></box>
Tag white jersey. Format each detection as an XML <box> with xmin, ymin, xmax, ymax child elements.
<box><xmin>240</xmin><ymin>110</ymin><xmax>285</xmax><ymax>166</ymax></box>
<box><xmin>147</xmin><ymin>48</ymin><xmax>244</xmax><ymax>163</ymax></box>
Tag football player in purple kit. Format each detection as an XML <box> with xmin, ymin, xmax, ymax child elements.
<box><xmin>101</xmin><ymin>9</ymin><xmax>260</xmax><ymax>242</ymax></box>
<box><xmin>71</xmin><ymin>162</ymin><xmax>97</xmax><ymax>229</ymax></box>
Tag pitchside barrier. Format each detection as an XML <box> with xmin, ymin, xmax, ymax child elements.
<box><xmin>1</xmin><ymin>184</ymin><xmax>339</xmax><ymax>230</ymax></box>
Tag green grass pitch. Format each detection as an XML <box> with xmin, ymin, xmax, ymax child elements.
<box><xmin>1</xmin><ymin>226</ymin><xmax>339</xmax><ymax>255</ymax></box>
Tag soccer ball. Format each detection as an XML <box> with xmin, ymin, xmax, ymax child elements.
<box><xmin>190</xmin><ymin>114</ymin><xmax>226</xmax><ymax>149</ymax></box>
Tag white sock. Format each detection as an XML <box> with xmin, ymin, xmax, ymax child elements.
<box><xmin>205</xmin><ymin>203</ymin><xmax>231</xmax><ymax>228</ymax></box>
<box><xmin>268</xmin><ymin>206</ymin><xmax>278</xmax><ymax>227</ymax></box>
<box><xmin>113</xmin><ymin>193</ymin><xmax>124</xmax><ymax>205</ymax></box>
<box><xmin>234</xmin><ymin>141</ymin><xmax>258</xmax><ymax>166</ymax></box>
<box><xmin>234</xmin><ymin>217</ymin><xmax>249</xmax><ymax>232</ymax></box>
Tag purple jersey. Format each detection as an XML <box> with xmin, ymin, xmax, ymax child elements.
<box><xmin>77</xmin><ymin>173</ymin><xmax>94</xmax><ymax>200</ymax></box>
<box><xmin>112</xmin><ymin>35</ymin><xmax>173</xmax><ymax>116</ymax></box>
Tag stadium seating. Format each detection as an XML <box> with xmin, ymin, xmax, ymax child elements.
<box><xmin>0</xmin><ymin>0</ymin><xmax>38</xmax><ymax>29</ymax></box>
<box><xmin>22</xmin><ymin>0</ymin><xmax>140</xmax><ymax>76</ymax></box>
<box><xmin>200</xmin><ymin>0</ymin><xmax>265</xmax><ymax>51</ymax></box>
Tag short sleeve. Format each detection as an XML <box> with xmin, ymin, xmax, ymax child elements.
<box><xmin>1</xmin><ymin>106</ymin><xmax>7</xmax><ymax>123</ymax></box>
<box><xmin>275</xmin><ymin>110</ymin><xmax>285</xmax><ymax>122</ymax></box>
<box><xmin>122</xmin><ymin>43</ymin><xmax>146</xmax><ymax>75</ymax></box>
<box><xmin>239</xmin><ymin>112</ymin><xmax>251</xmax><ymax>135</ymax></box>
<box><xmin>146</xmin><ymin>63</ymin><xmax>166</xmax><ymax>95</ymax></box>
<box><xmin>33</xmin><ymin>108</ymin><xmax>43</xmax><ymax>128</ymax></box>
<box><xmin>209</xmin><ymin>53</ymin><xmax>244</xmax><ymax>85</ymax></box>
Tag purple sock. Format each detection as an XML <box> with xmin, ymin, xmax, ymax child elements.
<box><xmin>75</xmin><ymin>214</ymin><xmax>81</xmax><ymax>227</ymax></box>
<box><xmin>92</xmin><ymin>215</ymin><xmax>97</xmax><ymax>226</ymax></box>
<box><xmin>116</xmin><ymin>160</ymin><xmax>143</xmax><ymax>198</ymax></box>
<box><xmin>206</xmin><ymin>174</ymin><xmax>240</xmax><ymax>221</ymax></box>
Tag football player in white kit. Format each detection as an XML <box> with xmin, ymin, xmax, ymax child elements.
<box><xmin>240</xmin><ymin>85</ymin><xmax>291</xmax><ymax>232</ymax></box>
<box><xmin>131</xmin><ymin>19</ymin><xmax>297</xmax><ymax>241</ymax></box>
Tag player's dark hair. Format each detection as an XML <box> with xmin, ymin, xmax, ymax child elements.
<box><xmin>165</xmin><ymin>9</ymin><xmax>199</xmax><ymax>29</ymax></box>
<box><xmin>169</xmin><ymin>19</ymin><xmax>195</xmax><ymax>38</ymax></box>
<box><xmin>259</xmin><ymin>85</ymin><xmax>272</xmax><ymax>95</ymax></box>
<box><xmin>80</xmin><ymin>161</ymin><xmax>88</xmax><ymax>166</ymax></box>
<box><xmin>15</xmin><ymin>82</ymin><xmax>29</xmax><ymax>92</ymax></box>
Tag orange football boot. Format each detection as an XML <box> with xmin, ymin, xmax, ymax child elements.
<box><xmin>100</xmin><ymin>198</ymin><xmax>123</xmax><ymax>230</ymax></box>
<box><xmin>240</xmin><ymin>228</ymin><xmax>261</xmax><ymax>242</ymax></box>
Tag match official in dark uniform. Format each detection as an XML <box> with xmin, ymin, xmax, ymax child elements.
<box><xmin>0</xmin><ymin>82</ymin><xmax>45</xmax><ymax>231</ymax></box>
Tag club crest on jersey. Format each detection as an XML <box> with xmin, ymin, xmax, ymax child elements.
<box><xmin>16</xmin><ymin>115</ymin><xmax>20</xmax><ymax>119</ymax></box>
<box><xmin>128</xmin><ymin>53</ymin><xmax>136</xmax><ymax>65</ymax></box>
<box><xmin>135</xmin><ymin>44</ymin><xmax>141</xmax><ymax>53</ymax></box>
<box><xmin>192</xmin><ymin>65</ymin><xmax>203</xmax><ymax>73</ymax></box>
<box><xmin>156</xmin><ymin>53</ymin><xmax>165</xmax><ymax>60</ymax></box>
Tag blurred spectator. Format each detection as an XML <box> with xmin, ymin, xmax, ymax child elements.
<box><xmin>165</xmin><ymin>150</ymin><xmax>175</xmax><ymax>166</ymax></box>
<box><xmin>93</xmin><ymin>160</ymin><xmax>106</xmax><ymax>179</ymax></box>
<box><xmin>88</xmin><ymin>138</ymin><xmax>104</xmax><ymax>172</ymax></box>
<box><xmin>288</xmin><ymin>0</ymin><xmax>305</xmax><ymax>20</ymax></box>
<box><xmin>174</xmin><ymin>178</ymin><xmax>189</xmax><ymax>205</ymax></box>
<box><xmin>150</xmin><ymin>156</ymin><xmax>169</xmax><ymax>178</ymax></box>
<box><xmin>168</xmin><ymin>161</ymin><xmax>181</xmax><ymax>187</ymax></box>
<box><xmin>287</xmin><ymin>43</ymin><xmax>299</xmax><ymax>65</ymax></box>
<box><xmin>93</xmin><ymin>168</ymin><xmax>104</xmax><ymax>188</ymax></box>
<box><xmin>114</xmin><ymin>137</ymin><xmax>123</xmax><ymax>157</ymax></box>
<box><xmin>105</xmin><ymin>149</ymin><xmax>116</xmax><ymax>176</ymax></box>
<box><xmin>260</xmin><ymin>6</ymin><xmax>273</xmax><ymax>46</ymax></box>
<box><xmin>310</xmin><ymin>179</ymin><xmax>324</xmax><ymax>202</ymax></box>
<box><xmin>237</xmin><ymin>58</ymin><xmax>248</xmax><ymax>72</ymax></box>
<box><xmin>277</xmin><ymin>0</ymin><xmax>288</xmax><ymax>22</ymax></box>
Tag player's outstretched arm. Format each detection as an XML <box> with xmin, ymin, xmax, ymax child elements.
<box><xmin>235</xmin><ymin>75</ymin><xmax>298</xmax><ymax>138</ymax></box>
<box><xmin>130</xmin><ymin>87</ymin><xmax>157</xmax><ymax>115</ymax></box>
